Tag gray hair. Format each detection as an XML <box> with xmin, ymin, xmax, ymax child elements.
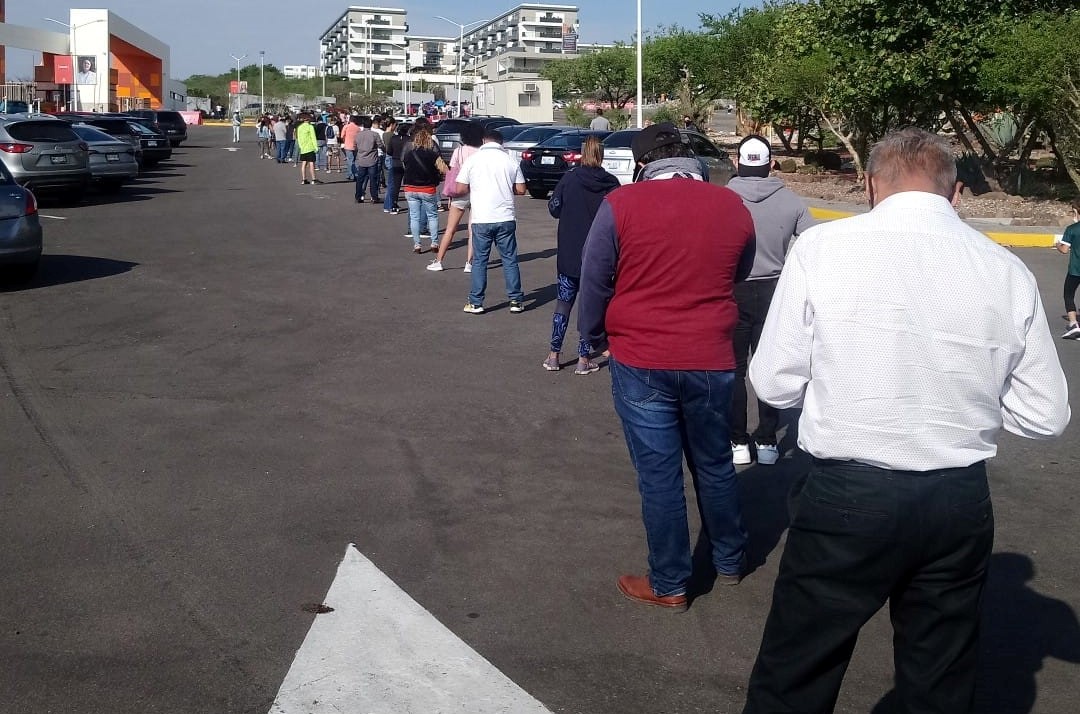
<box><xmin>866</xmin><ymin>128</ymin><xmax>957</xmax><ymax>198</ymax></box>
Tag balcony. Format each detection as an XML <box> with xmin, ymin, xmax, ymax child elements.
<box><xmin>538</xmin><ymin>14</ymin><xmax>563</xmax><ymax>23</ymax></box>
<box><xmin>538</xmin><ymin>47</ymin><xmax>562</xmax><ymax>54</ymax></box>
<box><xmin>366</xmin><ymin>18</ymin><xmax>391</xmax><ymax>25</ymax></box>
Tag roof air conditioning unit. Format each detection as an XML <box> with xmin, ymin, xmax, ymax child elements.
<box><xmin>522</xmin><ymin>82</ymin><xmax>539</xmax><ymax>93</ymax></box>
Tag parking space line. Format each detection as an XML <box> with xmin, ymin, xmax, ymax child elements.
<box><xmin>269</xmin><ymin>544</ymin><xmax>554</xmax><ymax>714</ymax></box>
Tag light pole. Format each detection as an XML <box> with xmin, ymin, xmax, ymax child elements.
<box><xmin>259</xmin><ymin>50</ymin><xmax>265</xmax><ymax>114</ymax></box>
<box><xmin>389</xmin><ymin>42</ymin><xmax>408</xmax><ymax>113</ymax></box>
<box><xmin>230</xmin><ymin>53</ymin><xmax>247</xmax><ymax>114</ymax></box>
<box><xmin>43</xmin><ymin>16</ymin><xmax>106</xmax><ymax>111</ymax></box>
<box><xmin>434</xmin><ymin>15</ymin><xmax>485</xmax><ymax>113</ymax></box>
<box><xmin>636</xmin><ymin>0</ymin><xmax>643</xmax><ymax>128</ymax></box>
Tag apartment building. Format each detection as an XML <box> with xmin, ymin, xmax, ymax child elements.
<box><xmin>319</xmin><ymin>4</ymin><xmax>583</xmax><ymax>85</ymax></box>
<box><xmin>282</xmin><ymin>65</ymin><xmax>322</xmax><ymax>79</ymax></box>
<box><xmin>460</xmin><ymin>4</ymin><xmax>580</xmax><ymax>79</ymax></box>
<box><xmin>320</xmin><ymin>6</ymin><xmax>409</xmax><ymax>81</ymax></box>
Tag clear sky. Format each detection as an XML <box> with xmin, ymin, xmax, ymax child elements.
<box><xmin>5</xmin><ymin>0</ymin><xmax>742</xmax><ymax>80</ymax></box>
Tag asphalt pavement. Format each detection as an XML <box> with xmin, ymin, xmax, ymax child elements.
<box><xmin>1</xmin><ymin>126</ymin><xmax>1078</xmax><ymax>713</ymax></box>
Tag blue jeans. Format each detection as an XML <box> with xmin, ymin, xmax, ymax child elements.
<box><xmin>609</xmin><ymin>357</ymin><xmax>746</xmax><ymax>596</ymax></box>
<box><xmin>383</xmin><ymin>164</ymin><xmax>397</xmax><ymax>211</ymax></box>
<box><xmin>344</xmin><ymin>149</ymin><xmax>357</xmax><ymax>179</ymax></box>
<box><xmin>316</xmin><ymin>141</ymin><xmax>327</xmax><ymax>170</ymax></box>
<box><xmin>276</xmin><ymin>139</ymin><xmax>288</xmax><ymax>163</ymax></box>
<box><xmin>405</xmin><ymin>192</ymin><xmax>439</xmax><ymax>247</ymax></box>
<box><xmin>354</xmin><ymin>164</ymin><xmax>380</xmax><ymax>201</ymax></box>
<box><xmin>469</xmin><ymin>221</ymin><xmax>524</xmax><ymax>307</ymax></box>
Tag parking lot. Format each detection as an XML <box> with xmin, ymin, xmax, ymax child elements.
<box><xmin>1</xmin><ymin>124</ymin><xmax>1078</xmax><ymax>713</ymax></box>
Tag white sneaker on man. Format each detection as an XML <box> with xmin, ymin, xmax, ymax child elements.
<box><xmin>732</xmin><ymin>443</ymin><xmax>752</xmax><ymax>465</ymax></box>
<box><xmin>463</xmin><ymin>261</ymin><xmax>472</xmax><ymax>273</ymax></box>
<box><xmin>755</xmin><ymin>443</ymin><xmax>780</xmax><ymax>465</ymax></box>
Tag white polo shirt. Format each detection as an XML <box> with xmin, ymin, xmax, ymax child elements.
<box><xmin>458</xmin><ymin>142</ymin><xmax>524</xmax><ymax>224</ymax></box>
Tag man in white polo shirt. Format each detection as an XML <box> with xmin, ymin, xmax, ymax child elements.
<box><xmin>454</xmin><ymin>129</ymin><xmax>527</xmax><ymax>314</ymax></box>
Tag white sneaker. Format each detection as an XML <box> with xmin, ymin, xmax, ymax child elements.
<box><xmin>755</xmin><ymin>443</ymin><xmax>780</xmax><ymax>465</ymax></box>
<box><xmin>463</xmin><ymin>303</ymin><xmax>484</xmax><ymax>314</ymax></box>
<box><xmin>1062</xmin><ymin>323</ymin><xmax>1080</xmax><ymax>339</ymax></box>
<box><xmin>463</xmin><ymin>261</ymin><xmax>472</xmax><ymax>273</ymax></box>
<box><xmin>426</xmin><ymin>260</ymin><xmax>444</xmax><ymax>271</ymax></box>
<box><xmin>732</xmin><ymin>443</ymin><xmax>752</xmax><ymax>465</ymax></box>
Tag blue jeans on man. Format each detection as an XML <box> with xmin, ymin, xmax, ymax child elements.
<box><xmin>469</xmin><ymin>221</ymin><xmax>524</xmax><ymax>308</ymax></box>
<box><xmin>354</xmin><ymin>164</ymin><xmax>380</xmax><ymax>202</ymax></box>
<box><xmin>276</xmin><ymin>139</ymin><xmax>288</xmax><ymax>163</ymax></box>
<box><xmin>316</xmin><ymin>140</ymin><xmax>327</xmax><ymax>170</ymax></box>
<box><xmin>344</xmin><ymin>149</ymin><xmax>357</xmax><ymax>179</ymax></box>
<box><xmin>609</xmin><ymin>357</ymin><xmax>747</xmax><ymax>596</ymax></box>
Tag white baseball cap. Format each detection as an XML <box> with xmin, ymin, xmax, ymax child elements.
<box><xmin>738</xmin><ymin>136</ymin><xmax>771</xmax><ymax>167</ymax></box>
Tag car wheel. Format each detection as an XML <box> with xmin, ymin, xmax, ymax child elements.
<box><xmin>528</xmin><ymin>188</ymin><xmax>549</xmax><ymax>199</ymax></box>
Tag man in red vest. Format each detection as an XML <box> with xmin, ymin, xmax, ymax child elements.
<box><xmin>578</xmin><ymin>122</ymin><xmax>757</xmax><ymax>610</ymax></box>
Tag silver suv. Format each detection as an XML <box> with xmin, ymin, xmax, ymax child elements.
<box><xmin>0</xmin><ymin>115</ymin><xmax>91</xmax><ymax>201</ymax></box>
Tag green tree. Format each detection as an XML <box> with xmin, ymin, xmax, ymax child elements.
<box><xmin>540</xmin><ymin>46</ymin><xmax>637</xmax><ymax>109</ymax></box>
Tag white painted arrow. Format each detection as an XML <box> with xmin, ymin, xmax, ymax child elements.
<box><xmin>269</xmin><ymin>544</ymin><xmax>553</xmax><ymax>714</ymax></box>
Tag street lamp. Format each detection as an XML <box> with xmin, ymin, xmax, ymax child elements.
<box><xmin>434</xmin><ymin>15</ymin><xmax>485</xmax><ymax>112</ymax></box>
<box><xmin>389</xmin><ymin>42</ymin><xmax>409</xmax><ymax>113</ymax></box>
<box><xmin>43</xmin><ymin>16</ymin><xmax>106</xmax><ymax>111</ymax></box>
<box><xmin>636</xmin><ymin>0</ymin><xmax>643</xmax><ymax>128</ymax></box>
<box><xmin>230</xmin><ymin>53</ymin><xmax>247</xmax><ymax>114</ymax></box>
<box><xmin>259</xmin><ymin>50</ymin><xmax>265</xmax><ymax>114</ymax></box>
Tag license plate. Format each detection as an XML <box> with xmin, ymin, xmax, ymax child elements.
<box><xmin>147</xmin><ymin>141</ymin><xmax>158</xmax><ymax>147</ymax></box>
<box><xmin>541</xmin><ymin>156</ymin><xmax>555</xmax><ymax>165</ymax></box>
<box><xmin>106</xmin><ymin>153</ymin><xmax>120</xmax><ymax>162</ymax></box>
<box><xmin>603</xmin><ymin>160</ymin><xmax>625</xmax><ymax>170</ymax></box>
<box><xmin>50</xmin><ymin>155</ymin><xmax>68</xmax><ymax>164</ymax></box>
<box><xmin>441</xmin><ymin>141</ymin><xmax>453</xmax><ymax>148</ymax></box>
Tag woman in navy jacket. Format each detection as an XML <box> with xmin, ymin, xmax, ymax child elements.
<box><xmin>543</xmin><ymin>135</ymin><xmax>621</xmax><ymax>374</ymax></box>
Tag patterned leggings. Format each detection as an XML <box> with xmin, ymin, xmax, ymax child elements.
<box><xmin>549</xmin><ymin>273</ymin><xmax>592</xmax><ymax>357</ymax></box>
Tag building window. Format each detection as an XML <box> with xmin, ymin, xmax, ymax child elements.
<box><xmin>518</xmin><ymin>92</ymin><xmax>540</xmax><ymax>107</ymax></box>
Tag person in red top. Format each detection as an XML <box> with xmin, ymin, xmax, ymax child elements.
<box><xmin>578</xmin><ymin>122</ymin><xmax>756</xmax><ymax>610</ymax></box>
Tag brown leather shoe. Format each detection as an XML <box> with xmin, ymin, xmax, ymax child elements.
<box><xmin>617</xmin><ymin>574</ymin><xmax>688</xmax><ymax>611</ymax></box>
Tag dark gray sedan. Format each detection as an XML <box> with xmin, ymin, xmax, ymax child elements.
<box><xmin>0</xmin><ymin>162</ymin><xmax>43</xmax><ymax>279</ymax></box>
<box><xmin>71</xmin><ymin>124</ymin><xmax>139</xmax><ymax>192</ymax></box>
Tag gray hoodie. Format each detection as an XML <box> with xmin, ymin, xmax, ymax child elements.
<box><xmin>726</xmin><ymin>176</ymin><xmax>815</xmax><ymax>280</ymax></box>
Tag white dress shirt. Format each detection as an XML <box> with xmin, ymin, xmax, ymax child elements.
<box><xmin>749</xmin><ymin>191</ymin><xmax>1070</xmax><ymax>470</ymax></box>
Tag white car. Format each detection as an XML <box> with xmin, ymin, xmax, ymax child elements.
<box><xmin>601</xmin><ymin>128</ymin><xmax>736</xmax><ymax>186</ymax></box>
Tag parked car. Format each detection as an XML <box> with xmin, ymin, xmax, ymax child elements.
<box><xmin>601</xmin><ymin>128</ymin><xmax>736</xmax><ymax>186</ymax></box>
<box><xmin>122</xmin><ymin>119</ymin><xmax>173</xmax><ymax>166</ymax></box>
<box><xmin>504</xmin><ymin>125</ymin><xmax>575</xmax><ymax>164</ymax></box>
<box><xmin>54</xmin><ymin>114</ymin><xmax>143</xmax><ymax>164</ymax></box>
<box><xmin>69</xmin><ymin>124</ymin><xmax>139</xmax><ymax>192</ymax></box>
<box><xmin>0</xmin><ymin>115</ymin><xmax>90</xmax><ymax>202</ymax></box>
<box><xmin>125</xmin><ymin>109</ymin><xmax>188</xmax><ymax>147</ymax></box>
<box><xmin>0</xmin><ymin>160</ymin><xmax>43</xmax><ymax>280</ymax></box>
<box><xmin>434</xmin><ymin>116</ymin><xmax>521</xmax><ymax>162</ymax></box>
<box><xmin>519</xmin><ymin>129</ymin><xmax>612</xmax><ymax>199</ymax></box>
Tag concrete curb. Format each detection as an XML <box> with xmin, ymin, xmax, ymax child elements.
<box><xmin>807</xmin><ymin>206</ymin><xmax>1060</xmax><ymax>248</ymax></box>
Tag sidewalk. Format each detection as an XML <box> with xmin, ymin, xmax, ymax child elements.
<box><xmin>806</xmin><ymin>199</ymin><xmax>1062</xmax><ymax>248</ymax></box>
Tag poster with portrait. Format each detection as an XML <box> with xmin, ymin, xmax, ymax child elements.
<box><xmin>75</xmin><ymin>56</ymin><xmax>97</xmax><ymax>85</ymax></box>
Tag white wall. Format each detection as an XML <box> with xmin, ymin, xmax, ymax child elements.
<box><xmin>472</xmin><ymin>79</ymin><xmax>552</xmax><ymax>122</ymax></box>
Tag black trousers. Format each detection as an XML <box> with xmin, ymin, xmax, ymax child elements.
<box><xmin>1064</xmin><ymin>273</ymin><xmax>1080</xmax><ymax>313</ymax></box>
<box><xmin>744</xmin><ymin>458</ymin><xmax>994</xmax><ymax>714</ymax></box>
<box><xmin>731</xmin><ymin>278</ymin><xmax>780</xmax><ymax>444</ymax></box>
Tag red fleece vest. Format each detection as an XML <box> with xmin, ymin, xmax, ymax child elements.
<box><xmin>604</xmin><ymin>178</ymin><xmax>755</xmax><ymax>371</ymax></box>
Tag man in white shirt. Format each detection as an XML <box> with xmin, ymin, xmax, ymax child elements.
<box><xmin>454</xmin><ymin>129</ymin><xmax>527</xmax><ymax>314</ymax></box>
<box><xmin>742</xmin><ymin>128</ymin><xmax>1070</xmax><ymax>714</ymax></box>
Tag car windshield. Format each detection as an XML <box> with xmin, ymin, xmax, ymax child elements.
<box><xmin>127</xmin><ymin>122</ymin><xmax>157</xmax><ymax>136</ymax></box>
<box><xmin>5</xmin><ymin>121</ymin><xmax>78</xmax><ymax>142</ymax></box>
<box><xmin>511</xmin><ymin>127</ymin><xmax>566</xmax><ymax>144</ymax></box>
<box><xmin>538</xmin><ymin>133</ymin><xmax>591</xmax><ymax>148</ymax></box>
<box><xmin>435</xmin><ymin>120</ymin><xmax>471</xmax><ymax>134</ymax></box>
<box><xmin>603</xmin><ymin>130</ymin><xmax>639</xmax><ymax>148</ymax></box>
<box><xmin>73</xmin><ymin>125</ymin><xmax>121</xmax><ymax>143</ymax></box>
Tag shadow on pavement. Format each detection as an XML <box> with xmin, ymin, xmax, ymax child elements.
<box><xmin>0</xmin><ymin>254</ymin><xmax>138</xmax><ymax>291</ymax></box>
<box><xmin>867</xmin><ymin>554</ymin><xmax>1080</xmax><ymax>713</ymax></box>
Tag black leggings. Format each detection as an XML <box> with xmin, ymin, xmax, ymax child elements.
<box><xmin>1066</xmin><ymin>274</ymin><xmax>1080</xmax><ymax>313</ymax></box>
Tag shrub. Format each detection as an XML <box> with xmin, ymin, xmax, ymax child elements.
<box><xmin>564</xmin><ymin>102</ymin><xmax>590</xmax><ymax>128</ymax></box>
<box><xmin>778</xmin><ymin>158</ymin><xmax>798</xmax><ymax>173</ymax></box>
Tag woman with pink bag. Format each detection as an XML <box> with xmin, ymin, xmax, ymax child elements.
<box><xmin>426</xmin><ymin>122</ymin><xmax>485</xmax><ymax>272</ymax></box>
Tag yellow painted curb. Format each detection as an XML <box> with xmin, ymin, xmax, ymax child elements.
<box><xmin>807</xmin><ymin>206</ymin><xmax>1057</xmax><ymax>248</ymax></box>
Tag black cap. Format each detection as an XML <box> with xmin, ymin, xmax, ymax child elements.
<box><xmin>631</xmin><ymin>122</ymin><xmax>684</xmax><ymax>163</ymax></box>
